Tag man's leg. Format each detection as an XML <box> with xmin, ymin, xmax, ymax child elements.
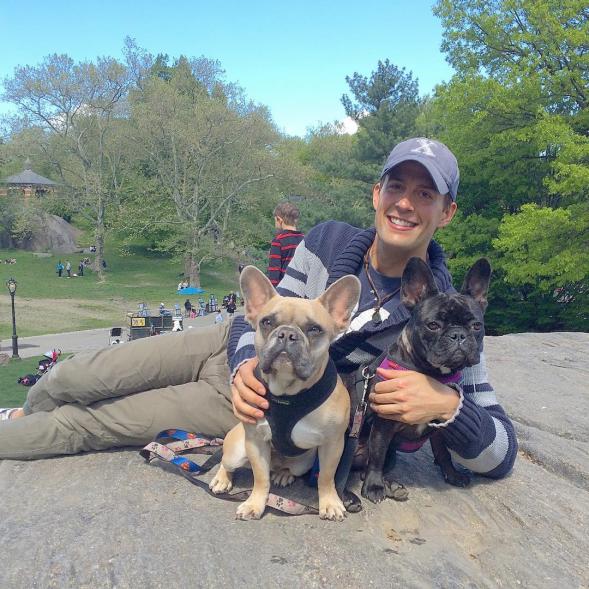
<box><xmin>23</xmin><ymin>323</ymin><xmax>230</xmax><ymax>414</ymax></box>
<box><xmin>0</xmin><ymin>345</ymin><xmax>237</xmax><ymax>460</ymax></box>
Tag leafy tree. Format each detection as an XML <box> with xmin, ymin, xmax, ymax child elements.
<box><xmin>342</xmin><ymin>59</ymin><xmax>422</xmax><ymax>180</ymax></box>
<box><xmin>124</xmin><ymin>58</ymin><xmax>278</xmax><ymax>286</ymax></box>
<box><xmin>428</xmin><ymin>0</ymin><xmax>588</xmax><ymax>332</ymax></box>
<box><xmin>2</xmin><ymin>53</ymin><xmax>133</xmax><ymax>279</ymax></box>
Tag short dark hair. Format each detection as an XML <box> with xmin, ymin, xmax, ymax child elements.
<box><xmin>273</xmin><ymin>202</ymin><xmax>300</xmax><ymax>225</ymax></box>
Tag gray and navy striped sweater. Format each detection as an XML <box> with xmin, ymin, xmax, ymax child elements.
<box><xmin>228</xmin><ymin>221</ymin><xmax>517</xmax><ymax>479</ymax></box>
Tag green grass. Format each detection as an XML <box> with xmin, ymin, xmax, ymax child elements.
<box><xmin>0</xmin><ymin>354</ymin><xmax>73</xmax><ymax>407</ymax></box>
<box><xmin>0</xmin><ymin>357</ymin><xmax>45</xmax><ymax>407</ymax></box>
<box><xmin>0</xmin><ymin>238</ymin><xmax>244</xmax><ymax>338</ymax></box>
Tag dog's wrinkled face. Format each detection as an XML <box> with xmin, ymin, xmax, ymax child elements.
<box><xmin>240</xmin><ymin>267</ymin><xmax>360</xmax><ymax>385</ymax></box>
<box><xmin>400</xmin><ymin>258</ymin><xmax>491</xmax><ymax>375</ymax></box>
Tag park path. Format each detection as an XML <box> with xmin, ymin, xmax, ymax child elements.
<box><xmin>0</xmin><ymin>312</ymin><xmax>232</xmax><ymax>359</ymax></box>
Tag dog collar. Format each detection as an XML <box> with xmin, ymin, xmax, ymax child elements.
<box><xmin>255</xmin><ymin>358</ymin><xmax>338</xmax><ymax>457</ymax></box>
<box><xmin>379</xmin><ymin>357</ymin><xmax>462</xmax><ymax>385</ymax></box>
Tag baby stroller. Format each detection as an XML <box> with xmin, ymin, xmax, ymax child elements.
<box><xmin>18</xmin><ymin>349</ymin><xmax>62</xmax><ymax>387</ymax></box>
<box><xmin>109</xmin><ymin>327</ymin><xmax>124</xmax><ymax>345</ymax></box>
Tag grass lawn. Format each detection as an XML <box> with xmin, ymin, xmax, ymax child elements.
<box><xmin>0</xmin><ymin>239</ymin><xmax>245</xmax><ymax>338</ymax></box>
<box><xmin>0</xmin><ymin>356</ymin><xmax>47</xmax><ymax>407</ymax></box>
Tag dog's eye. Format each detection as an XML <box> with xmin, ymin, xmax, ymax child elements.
<box><xmin>427</xmin><ymin>321</ymin><xmax>441</xmax><ymax>331</ymax></box>
<box><xmin>307</xmin><ymin>324</ymin><xmax>323</xmax><ymax>335</ymax></box>
<box><xmin>260</xmin><ymin>317</ymin><xmax>273</xmax><ymax>328</ymax></box>
<box><xmin>472</xmin><ymin>322</ymin><xmax>483</xmax><ymax>331</ymax></box>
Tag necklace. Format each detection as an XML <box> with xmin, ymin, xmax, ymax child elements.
<box><xmin>363</xmin><ymin>248</ymin><xmax>401</xmax><ymax>325</ymax></box>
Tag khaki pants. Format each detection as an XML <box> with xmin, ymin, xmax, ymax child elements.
<box><xmin>0</xmin><ymin>323</ymin><xmax>237</xmax><ymax>460</ymax></box>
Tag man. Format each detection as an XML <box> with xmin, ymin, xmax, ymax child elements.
<box><xmin>230</xmin><ymin>138</ymin><xmax>516</xmax><ymax>480</ymax></box>
<box><xmin>267</xmin><ymin>201</ymin><xmax>305</xmax><ymax>286</ymax></box>
<box><xmin>0</xmin><ymin>138</ymin><xmax>517</xmax><ymax>483</ymax></box>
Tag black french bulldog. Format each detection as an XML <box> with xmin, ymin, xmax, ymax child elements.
<box><xmin>361</xmin><ymin>256</ymin><xmax>491</xmax><ymax>504</ymax></box>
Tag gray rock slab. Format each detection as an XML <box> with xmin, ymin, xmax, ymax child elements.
<box><xmin>1</xmin><ymin>332</ymin><xmax>588</xmax><ymax>588</ymax></box>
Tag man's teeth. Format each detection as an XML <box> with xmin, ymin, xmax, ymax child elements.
<box><xmin>388</xmin><ymin>216</ymin><xmax>416</xmax><ymax>227</ymax></box>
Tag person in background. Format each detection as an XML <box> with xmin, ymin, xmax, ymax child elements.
<box><xmin>78</xmin><ymin>261</ymin><xmax>84</xmax><ymax>277</ymax></box>
<box><xmin>226</xmin><ymin>296</ymin><xmax>236</xmax><ymax>321</ymax></box>
<box><xmin>65</xmin><ymin>260</ymin><xmax>72</xmax><ymax>278</ymax></box>
<box><xmin>56</xmin><ymin>260</ymin><xmax>64</xmax><ymax>277</ymax></box>
<box><xmin>267</xmin><ymin>201</ymin><xmax>304</xmax><ymax>286</ymax></box>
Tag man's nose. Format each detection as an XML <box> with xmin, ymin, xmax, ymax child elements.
<box><xmin>395</xmin><ymin>192</ymin><xmax>414</xmax><ymax>210</ymax></box>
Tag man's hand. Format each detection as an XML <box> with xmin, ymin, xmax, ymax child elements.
<box><xmin>369</xmin><ymin>367</ymin><xmax>460</xmax><ymax>425</ymax></box>
<box><xmin>231</xmin><ymin>357</ymin><xmax>268</xmax><ymax>425</ymax></box>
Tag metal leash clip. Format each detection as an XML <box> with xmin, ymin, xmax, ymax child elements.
<box><xmin>349</xmin><ymin>366</ymin><xmax>375</xmax><ymax>438</ymax></box>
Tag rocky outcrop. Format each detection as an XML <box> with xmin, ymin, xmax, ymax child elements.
<box><xmin>1</xmin><ymin>214</ymin><xmax>81</xmax><ymax>253</ymax></box>
<box><xmin>0</xmin><ymin>332</ymin><xmax>587</xmax><ymax>588</ymax></box>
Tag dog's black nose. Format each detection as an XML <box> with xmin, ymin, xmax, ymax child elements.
<box><xmin>447</xmin><ymin>329</ymin><xmax>467</xmax><ymax>344</ymax></box>
<box><xmin>276</xmin><ymin>326</ymin><xmax>299</xmax><ymax>343</ymax></box>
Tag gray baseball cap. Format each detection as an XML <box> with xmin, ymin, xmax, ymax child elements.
<box><xmin>380</xmin><ymin>137</ymin><xmax>460</xmax><ymax>200</ymax></box>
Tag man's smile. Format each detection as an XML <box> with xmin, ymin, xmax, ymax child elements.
<box><xmin>386</xmin><ymin>215</ymin><xmax>418</xmax><ymax>230</ymax></box>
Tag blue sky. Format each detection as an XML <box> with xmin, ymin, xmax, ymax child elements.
<box><xmin>0</xmin><ymin>0</ymin><xmax>454</xmax><ymax>137</ymax></box>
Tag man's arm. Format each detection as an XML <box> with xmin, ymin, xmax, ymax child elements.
<box><xmin>370</xmin><ymin>351</ymin><xmax>517</xmax><ymax>479</ymax></box>
<box><xmin>439</xmin><ymin>353</ymin><xmax>518</xmax><ymax>479</ymax></box>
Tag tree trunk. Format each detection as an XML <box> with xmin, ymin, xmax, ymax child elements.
<box><xmin>183</xmin><ymin>254</ymin><xmax>201</xmax><ymax>287</ymax></box>
<box><xmin>94</xmin><ymin>195</ymin><xmax>106</xmax><ymax>282</ymax></box>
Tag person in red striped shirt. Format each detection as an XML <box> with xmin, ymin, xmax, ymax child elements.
<box><xmin>267</xmin><ymin>201</ymin><xmax>304</xmax><ymax>286</ymax></box>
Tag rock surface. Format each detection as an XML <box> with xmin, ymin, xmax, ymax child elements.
<box><xmin>0</xmin><ymin>214</ymin><xmax>81</xmax><ymax>253</ymax></box>
<box><xmin>1</xmin><ymin>332</ymin><xmax>588</xmax><ymax>588</ymax></box>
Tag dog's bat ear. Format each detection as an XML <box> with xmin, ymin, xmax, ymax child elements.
<box><xmin>240</xmin><ymin>266</ymin><xmax>277</xmax><ymax>324</ymax></box>
<box><xmin>401</xmin><ymin>257</ymin><xmax>439</xmax><ymax>310</ymax></box>
<box><xmin>461</xmin><ymin>258</ymin><xmax>492</xmax><ymax>312</ymax></box>
<box><xmin>318</xmin><ymin>275</ymin><xmax>361</xmax><ymax>332</ymax></box>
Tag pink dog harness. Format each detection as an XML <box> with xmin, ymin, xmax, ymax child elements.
<box><xmin>378</xmin><ymin>358</ymin><xmax>462</xmax><ymax>453</ymax></box>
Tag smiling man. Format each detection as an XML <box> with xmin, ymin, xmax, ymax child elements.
<box><xmin>230</xmin><ymin>137</ymin><xmax>517</xmax><ymax>482</ymax></box>
<box><xmin>0</xmin><ymin>138</ymin><xmax>516</xmax><ymax>484</ymax></box>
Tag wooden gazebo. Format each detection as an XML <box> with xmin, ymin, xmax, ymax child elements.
<box><xmin>0</xmin><ymin>159</ymin><xmax>57</xmax><ymax>199</ymax></box>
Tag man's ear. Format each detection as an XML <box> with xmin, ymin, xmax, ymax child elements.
<box><xmin>240</xmin><ymin>266</ymin><xmax>277</xmax><ymax>325</ymax></box>
<box><xmin>461</xmin><ymin>258</ymin><xmax>491</xmax><ymax>312</ymax></box>
<box><xmin>372</xmin><ymin>182</ymin><xmax>381</xmax><ymax>212</ymax></box>
<box><xmin>318</xmin><ymin>275</ymin><xmax>361</xmax><ymax>332</ymax></box>
<box><xmin>401</xmin><ymin>257</ymin><xmax>440</xmax><ymax>310</ymax></box>
<box><xmin>437</xmin><ymin>200</ymin><xmax>458</xmax><ymax>229</ymax></box>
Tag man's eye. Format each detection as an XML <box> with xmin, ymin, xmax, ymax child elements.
<box><xmin>420</xmin><ymin>191</ymin><xmax>434</xmax><ymax>200</ymax></box>
<box><xmin>472</xmin><ymin>322</ymin><xmax>482</xmax><ymax>331</ymax></box>
<box><xmin>307</xmin><ymin>324</ymin><xmax>323</xmax><ymax>335</ymax></box>
<box><xmin>427</xmin><ymin>321</ymin><xmax>441</xmax><ymax>330</ymax></box>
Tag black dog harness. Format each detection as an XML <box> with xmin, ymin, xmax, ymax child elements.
<box><xmin>255</xmin><ymin>359</ymin><xmax>338</xmax><ymax>457</ymax></box>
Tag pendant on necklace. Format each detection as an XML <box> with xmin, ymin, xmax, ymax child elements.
<box><xmin>372</xmin><ymin>308</ymin><xmax>382</xmax><ymax>325</ymax></box>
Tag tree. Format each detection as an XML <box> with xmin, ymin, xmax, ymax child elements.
<box><xmin>342</xmin><ymin>60</ymin><xmax>422</xmax><ymax>180</ymax></box>
<box><xmin>434</xmin><ymin>0</ymin><xmax>588</xmax><ymax>202</ymax></box>
<box><xmin>125</xmin><ymin>58</ymin><xmax>278</xmax><ymax>286</ymax></box>
<box><xmin>2</xmin><ymin>53</ymin><xmax>133</xmax><ymax>279</ymax></box>
<box><xmin>427</xmin><ymin>0</ymin><xmax>589</xmax><ymax>332</ymax></box>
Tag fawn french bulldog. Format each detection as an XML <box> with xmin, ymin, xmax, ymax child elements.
<box><xmin>210</xmin><ymin>266</ymin><xmax>360</xmax><ymax>521</ymax></box>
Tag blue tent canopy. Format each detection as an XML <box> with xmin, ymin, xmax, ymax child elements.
<box><xmin>177</xmin><ymin>287</ymin><xmax>205</xmax><ymax>295</ymax></box>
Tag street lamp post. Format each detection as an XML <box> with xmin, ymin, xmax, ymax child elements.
<box><xmin>6</xmin><ymin>277</ymin><xmax>19</xmax><ymax>359</ymax></box>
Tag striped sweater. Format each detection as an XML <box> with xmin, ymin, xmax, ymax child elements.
<box><xmin>267</xmin><ymin>229</ymin><xmax>305</xmax><ymax>286</ymax></box>
<box><xmin>228</xmin><ymin>221</ymin><xmax>517</xmax><ymax>479</ymax></box>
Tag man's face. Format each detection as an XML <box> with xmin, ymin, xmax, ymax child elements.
<box><xmin>372</xmin><ymin>160</ymin><xmax>457</xmax><ymax>257</ymax></box>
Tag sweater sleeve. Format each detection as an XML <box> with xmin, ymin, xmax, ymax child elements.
<box><xmin>440</xmin><ymin>351</ymin><xmax>518</xmax><ymax>479</ymax></box>
<box><xmin>267</xmin><ymin>236</ymin><xmax>283</xmax><ymax>287</ymax></box>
